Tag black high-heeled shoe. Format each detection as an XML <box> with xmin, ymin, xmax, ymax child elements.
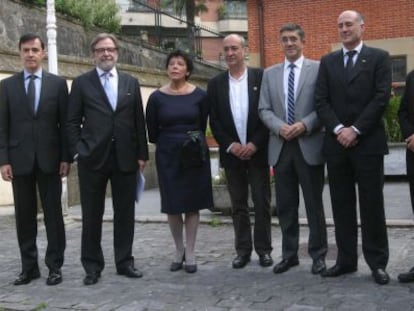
<box><xmin>170</xmin><ymin>252</ymin><xmax>185</xmax><ymax>272</ymax></box>
<box><xmin>184</xmin><ymin>263</ymin><xmax>197</xmax><ymax>273</ymax></box>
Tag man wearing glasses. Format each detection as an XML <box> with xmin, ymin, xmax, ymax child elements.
<box><xmin>67</xmin><ymin>33</ymin><xmax>148</xmax><ymax>285</ymax></box>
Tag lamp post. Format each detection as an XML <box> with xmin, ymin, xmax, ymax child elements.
<box><xmin>46</xmin><ymin>0</ymin><xmax>58</xmax><ymax>74</ymax></box>
<box><xmin>46</xmin><ymin>0</ymin><xmax>68</xmax><ymax>213</ymax></box>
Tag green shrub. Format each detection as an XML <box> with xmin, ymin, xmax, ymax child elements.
<box><xmin>23</xmin><ymin>0</ymin><xmax>121</xmax><ymax>33</ymax></box>
<box><xmin>384</xmin><ymin>95</ymin><xmax>402</xmax><ymax>142</ymax></box>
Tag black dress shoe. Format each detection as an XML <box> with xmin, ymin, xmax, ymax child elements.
<box><xmin>398</xmin><ymin>267</ymin><xmax>414</xmax><ymax>283</ymax></box>
<box><xmin>184</xmin><ymin>264</ymin><xmax>197</xmax><ymax>273</ymax></box>
<box><xmin>13</xmin><ymin>270</ymin><xmax>41</xmax><ymax>286</ymax></box>
<box><xmin>259</xmin><ymin>254</ymin><xmax>273</xmax><ymax>267</ymax></box>
<box><xmin>321</xmin><ymin>264</ymin><xmax>357</xmax><ymax>277</ymax></box>
<box><xmin>311</xmin><ymin>258</ymin><xmax>326</xmax><ymax>275</ymax></box>
<box><xmin>372</xmin><ymin>268</ymin><xmax>390</xmax><ymax>285</ymax></box>
<box><xmin>117</xmin><ymin>266</ymin><xmax>143</xmax><ymax>278</ymax></box>
<box><xmin>232</xmin><ymin>255</ymin><xmax>251</xmax><ymax>269</ymax></box>
<box><xmin>46</xmin><ymin>270</ymin><xmax>62</xmax><ymax>286</ymax></box>
<box><xmin>170</xmin><ymin>261</ymin><xmax>183</xmax><ymax>272</ymax></box>
<box><xmin>273</xmin><ymin>257</ymin><xmax>299</xmax><ymax>274</ymax></box>
<box><xmin>83</xmin><ymin>272</ymin><xmax>101</xmax><ymax>286</ymax></box>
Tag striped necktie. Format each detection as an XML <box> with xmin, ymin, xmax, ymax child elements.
<box><xmin>287</xmin><ymin>63</ymin><xmax>295</xmax><ymax>125</ymax></box>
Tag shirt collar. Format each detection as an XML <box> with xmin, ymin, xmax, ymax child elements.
<box><xmin>342</xmin><ymin>41</ymin><xmax>363</xmax><ymax>56</ymax></box>
<box><xmin>24</xmin><ymin>69</ymin><xmax>42</xmax><ymax>80</ymax></box>
<box><xmin>284</xmin><ymin>55</ymin><xmax>304</xmax><ymax>70</ymax></box>
<box><xmin>96</xmin><ymin>67</ymin><xmax>117</xmax><ymax>79</ymax></box>
<box><xmin>229</xmin><ymin>67</ymin><xmax>248</xmax><ymax>82</ymax></box>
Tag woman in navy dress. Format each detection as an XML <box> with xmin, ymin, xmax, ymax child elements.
<box><xmin>146</xmin><ymin>50</ymin><xmax>213</xmax><ymax>273</ymax></box>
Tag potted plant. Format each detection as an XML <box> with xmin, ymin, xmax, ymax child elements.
<box><xmin>210</xmin><ymin>167</ymin><xmax>277</xmax><ymax>216</ymax></box>
<box><xmin>216</xmin><ymin>4</ymin><xmax>227</xmax><ymax>20</ymax></box>
<box><xmin>205</xmin><ymin>124</ymin><xmax>219</xmax><ymax>148</ymax></box>
<box><xmin>383</xmin><ymin>94</ymin><xmax>405</xmax><ymax>177</ymax></box>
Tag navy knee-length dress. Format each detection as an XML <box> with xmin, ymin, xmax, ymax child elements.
<box><xmin>146</xmin><ymin>87</ymin><xmax>213</xmax><ymax>214</ymax></box>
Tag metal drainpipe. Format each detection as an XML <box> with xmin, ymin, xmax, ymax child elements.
<box><xmin>258</xmin><ymin>0</ymin><xmax>265</xmax><ymax>68</ymax></box>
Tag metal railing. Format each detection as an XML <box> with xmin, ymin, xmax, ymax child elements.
<box><xmin>125</xmin><ymin>0</ymin><xmax>226</xmax><ymax>67</ymax></box>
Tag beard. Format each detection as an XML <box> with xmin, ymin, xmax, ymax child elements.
<box><xmin>96</xmin><ymin>58</ymin><xmax>116</xmax><ymax>71</ymax></box>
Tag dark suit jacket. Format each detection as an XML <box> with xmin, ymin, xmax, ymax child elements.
<box><xmin>315</xmin><ymin>45</ymin><xmax>392</xmax><ymax>155</ymax></box>
<box><xmin>66</xmin><ymin>69</ymin><xmax>148</xmax><ymax>171</ymax></box>
<box><xmin>207</xmin><ymin>67</ymin><xmax>268</xmax><ymax>168</ymax></box>
<box><xmin>0</xmin><ymin>70</ymin><xmax>70</xmax><ymax>175</ymax></box>
<box><xmin>398</xmin><ymin>70</ymin><xmax>414</xmax><ymax>139</ymax></box>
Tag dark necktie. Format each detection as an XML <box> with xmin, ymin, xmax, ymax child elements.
<box><xmin>27</xmin><ymin>75</ymin><xmax>36</xmax><ymax>113</ymax></box>
<box><xmin>287</xmin><ymin>63</ymin><xmax>295</xmax><ymax>125</ymax></box>
<box><xmin>345</xmin><ymin>50</ymin><xmax>357</xmax><ymax>80</ymax></box>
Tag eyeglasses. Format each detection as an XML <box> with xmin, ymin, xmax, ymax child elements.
<box><xmin>94</xmin><ymin>47</ymin><xmax>118</xmax><ymax>54</ymax></box>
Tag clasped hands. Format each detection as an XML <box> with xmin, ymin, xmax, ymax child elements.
<box><xmin>336</xmin><ymin>127</ymin><xmax>359</xmax><ymax>148</ymax></box>
<box><xmin>229</xmin><ymin>142</ymin><xmax>257</xmax><ymax>160</ymax></box>
<box><xmin>279</xmin><ymin>121</ymin><xmax>306</xmax><ymax>141</ymax></box>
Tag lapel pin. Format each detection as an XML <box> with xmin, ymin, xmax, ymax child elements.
<box><xmin>253</xmin><ymin>86</ymin><xmax>258</xmax><ymax>91</ymax></box>
<box><xmin>362</xmin><ymin>59</ymin><xmax>367</xmax><ymax>63</ymax></box>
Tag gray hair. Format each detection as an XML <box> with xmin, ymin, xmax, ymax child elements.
<box><xmin>90</xmin><ymin>33</ymin><xmax>119</xmax><ymax>53</ymax></box>
<box><xmin>279</xmin><ymin>23</ymin><xmax>305</xmax><ymax>41</ymax></box>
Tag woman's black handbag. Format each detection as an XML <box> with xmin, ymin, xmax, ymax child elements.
<box><xmin>180</xmin><ymin>130</ymin><xmax>207</xmax><ymax>169</ymax></box>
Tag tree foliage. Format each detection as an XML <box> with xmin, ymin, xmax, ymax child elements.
<box><xmin>160</xmin><ymin>0</ymin><xmax>207</xmax><ymax>56</ymax></box>
<box><xmin>21</xmin><ymin>0</ymin><xmax>121</xmax><ymax>33</ymax></box>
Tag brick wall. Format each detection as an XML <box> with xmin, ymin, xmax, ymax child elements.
<box><xmin>247</xmin><ymin>0</ymin><xmax>414</xmax><ymax>67</ymax></box>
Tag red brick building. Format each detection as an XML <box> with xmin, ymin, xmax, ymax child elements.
<box><xmin>247</xmin><ymin>0</ymin><xmax>414</xmax><ymax>82</ymax></box>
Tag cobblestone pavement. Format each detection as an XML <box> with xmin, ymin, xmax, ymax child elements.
<box><xmin>0</xmin><ymin>213</ymin><xmax>414</xmax><ymax>311</ymax></box>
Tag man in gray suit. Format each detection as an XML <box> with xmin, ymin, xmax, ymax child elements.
<box><xmin>258</xmin><ymin>23</ymin><xmax>327</xmax><ymax>275</ymax></box>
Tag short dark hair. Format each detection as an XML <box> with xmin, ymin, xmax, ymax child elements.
<box><xmin>165</xmin><ymin>50</ymin><xmax>194</xmax><ymax>80</ymax></box>
<box><xmin>19</xmin><ymin>33</ymin><xmax>45</xmax><ymax>50</ymax></box>
<box><xmin>279</xmin><ymin>23</ymin><xmax>305</xmax><ymax>41</ymax></box>
<box><xmin>90</xmin><ymin>33</ymin><xmax>119</xmax><ymax>53</ymax></box>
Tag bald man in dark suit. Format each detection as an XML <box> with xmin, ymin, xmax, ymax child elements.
<box><xmin>315</xmin><ymin>10</ymin><xmax>391</xmax><ymax>285</ymax></box>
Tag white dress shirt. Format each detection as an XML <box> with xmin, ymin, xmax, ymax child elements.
<box><xmin>229</xmin><ymin>68</ymin><xmax>249</xmax><ymax>145</ymax></box>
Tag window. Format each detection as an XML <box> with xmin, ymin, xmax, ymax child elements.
<box><xmin>391</xmin><ymin>55</ymin><xmax>406</xmax><ymax>83</ymax></box>
<box><xmin>223</xmin><ymin>0</ymin><xmax>247</xmax><ymax>19</ymax></box>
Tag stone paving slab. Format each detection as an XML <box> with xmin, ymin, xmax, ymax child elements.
<box><xmin>0</xmin><ymin>215</ymin><xmax>414</xmax><ymax>310</ymax></box>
